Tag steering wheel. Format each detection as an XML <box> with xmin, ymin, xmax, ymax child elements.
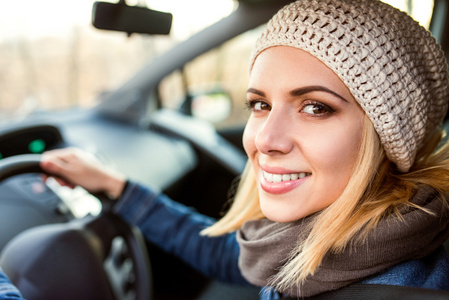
<box><xmin>0</xmin><ymin>154</ymin><xmax>152</xmax><ymax>300</ymax></box>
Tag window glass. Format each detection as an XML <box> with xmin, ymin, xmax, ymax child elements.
<box><xmin>0</xmin><ymin>0</ymin><xmax>235</xmax><ymax>120</ymax></box>
<box><xmin>382</xmin><ymin>0</ymin><xmax>434</xmax><ymax>28</ymax></box>
<box><xmin>159</xmin><ymin>26</ymin><xmax>264</xmax><ymax>128</ymax></box>
<box><xmin>159</xmin><ymin>0</ymin><xmax>435</xmax><ymax>129</ymax></box>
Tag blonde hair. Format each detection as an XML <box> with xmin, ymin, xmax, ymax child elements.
<box><xmin>202</xmin><ymin>115</ymin><xmax>449</xmax><ymax>291</ymax></box>
<box><xmin>200</xmin><ymin>162</ymin><xmax>263</xmax><ymax>236</ymax></box>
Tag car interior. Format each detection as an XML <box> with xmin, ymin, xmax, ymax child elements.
<box><xmin>0</xmin><ymin>0</ymin><xmax>449</xmax><ymax>299</ymax></box>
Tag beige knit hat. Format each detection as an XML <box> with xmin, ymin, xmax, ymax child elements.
<box><xmin>249</xmin><ymin>0</ymin><xmax>449</xmax><ymax>172</ymax></box>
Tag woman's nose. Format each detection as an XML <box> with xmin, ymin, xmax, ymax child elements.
<box><xmin>254</xmin><ymin>110</ymin><xmax>293</xmax><ymax>155</ymax></box>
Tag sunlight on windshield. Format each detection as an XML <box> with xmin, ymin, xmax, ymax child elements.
<box><xmin>0</xmin><ymin>0</ymin><xmax>93</xmax><ymax>40</ymax></box>
<box><xmin>0</xmin><ymin>0</ymin><xmax>235</xmax><ymax>120</ymax></box>
<box><xmin>0</xmin><ymin>0</ymin><xmax>235</xmax><ymax>41</ymax></box>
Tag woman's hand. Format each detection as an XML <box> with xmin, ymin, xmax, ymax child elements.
<box><xmin>40</xmin><ymin>147</ymin><xmax>127</xmax><ymax>199</ymax></box>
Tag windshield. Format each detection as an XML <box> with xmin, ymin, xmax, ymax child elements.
<box><xmin>0</xmin><ymin>0</ymin><xmax>235</xmax><ymax>120</ymax></box>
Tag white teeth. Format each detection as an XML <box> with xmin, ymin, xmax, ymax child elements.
<box><xmin>272</xmin><ymin>174</ymin><xmax>282</xmax><ymax>183</ymax></box>
<box><xmin>263</xmin><ymin>171</ymin><xmax>310</xmax><ymax>183</ymax></box>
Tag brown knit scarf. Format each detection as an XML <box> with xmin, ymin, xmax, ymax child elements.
<box><xmin>237</xmin><ymin>187</ymin><xmax>449</xmax><ymax>297</ymax></box>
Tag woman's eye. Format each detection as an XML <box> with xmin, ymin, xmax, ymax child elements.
<box><xmin>302</xmin><ymin>103</ymin><xmax>331</xmax><ymax>115</ymax></box>
<box><xmin>246</xmin><ymin>100</ymin><xmax>271</xmax><ymax>111</ymax></box>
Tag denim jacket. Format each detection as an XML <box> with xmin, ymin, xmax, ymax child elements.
<box><xmin>114</xmin><ymin>181</ymin><xmax>449</xmax><ymax>299</ymax></box>
<box><xmin>0</xmin><ymin>268</ymin><xmax>23</xmax><ymax>300</ymax></box>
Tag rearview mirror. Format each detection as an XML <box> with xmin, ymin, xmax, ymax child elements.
<box><xmin>92</xmin><ymin>1</ymin><xmax>172</xmax><ymax>35</ymax></box>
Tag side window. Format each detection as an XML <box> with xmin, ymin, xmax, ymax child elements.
<box><xmin>159</xmin><ymin>26</ymin><xmax>264</xmax><ymax>128</ymax></box>
<box><xmin>382</xmin><ymin>0</ymin><xmax>434</xmax><ymax>28</ymax></box>
<box><xmin>159</xmin><ymin>0</ymin><xmax>436</xmax><ymax>128</ymax></box>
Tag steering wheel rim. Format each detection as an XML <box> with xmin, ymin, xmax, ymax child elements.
<box><xmin>0</xmin><ymin>154</ymin><xmax>152</xmax><ymax>300</ymax></box>
<box><xmin>0</xmin><ymin>154</ymin><xmax>44</xmax><ymax>181</ymax></box>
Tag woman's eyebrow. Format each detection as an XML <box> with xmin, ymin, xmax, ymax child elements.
<box><xmin>247</xmin><ymin>86</ymin><xmax>349</xmax><ymax>103</ymax></box>
<box><xmin>246</xmin><ymin>88</ymin><xmax>265</xmax><ymax>97</ymax></box>
<box><xmin>290</xmin><ymin>86</ymin><xmax>349</xmax><ymax>103</ymax></box>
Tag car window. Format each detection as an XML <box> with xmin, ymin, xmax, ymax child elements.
<box><xmin>383</xmin><ymin>0</ymin><xmax>434</xmax><ymax>28</ymax></box>
<box><xmin>158</xmin><ymin>0</ymin><xmax>436</xmax><ymax>129</ymax></box>
<box><xmin>158</xmin><ymin>25</ymin><xmax>264</xmax><ymax>129</ymax></box>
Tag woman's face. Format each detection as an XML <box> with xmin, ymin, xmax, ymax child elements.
<box><xmin>243</xmin><ymin>46</ymin><xmax>365</xmax><ymax>223</ymax></box>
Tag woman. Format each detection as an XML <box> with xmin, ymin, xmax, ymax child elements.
<box><xmin>40</xmin><ymin>0</ymin><xmax>449</xmax><ymax>298</ymax></box>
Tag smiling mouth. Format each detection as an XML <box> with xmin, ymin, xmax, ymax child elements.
<box><xmin>263</xmin><ymin>171</ymin><xmax>311</xmax><ymax>183</ymax></box>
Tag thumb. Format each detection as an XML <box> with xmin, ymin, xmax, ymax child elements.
<box><xmin>40</xmin><ymin>158</ymin><xmax>60</xmax><ymax>173</ymax></box>
<box><xmin>40</xmin><ymin>159</ymin><xmax>74</xmax><ymax>187</ymax></box>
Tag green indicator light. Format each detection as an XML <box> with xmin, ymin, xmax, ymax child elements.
<box><xmin>0</xmin><ymin>153</ymin><xmax>3</xmax><ymax>160</ymax></box>
<box><xmin>29</xmin><ymin>139</ymin><xmax>46</xmax><ymax>154</ymax></box>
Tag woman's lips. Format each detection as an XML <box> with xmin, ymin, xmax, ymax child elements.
<box><xmin>260</xmin><ymin>170</ymin><xmax>311</xmax><ymax>194</ymax></box>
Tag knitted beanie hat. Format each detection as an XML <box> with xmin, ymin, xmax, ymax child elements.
<box><xmin>249</xmin><ymin>0</ymin><xmax>449</xmax><ymax>172</ymax></box>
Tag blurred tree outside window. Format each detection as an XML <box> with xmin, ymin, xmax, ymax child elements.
<box><xmin>0</xmin><ymin>0</ymin><xmax>234</xmax><ymax>121</ymax></box>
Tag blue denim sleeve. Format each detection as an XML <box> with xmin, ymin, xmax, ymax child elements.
<box><xmin>362</xmin><ymin>247</ymin><xmax>449</xmax><ymax>290</ymax></box>
<box><xmin>113</xmin><ymin>182</ymin><xmax>250</xmax><ymax>285</ymax></box>
<box><xmin>0</xmin><ymin>268</ymin><xmax>23</xmax><ymax>300</ymax></box>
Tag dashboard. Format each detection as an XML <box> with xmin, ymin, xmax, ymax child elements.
<box><xmin>0</xmin><ymin>124</ymin><xmax>64</xmax><ymax>159</ymax></box>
